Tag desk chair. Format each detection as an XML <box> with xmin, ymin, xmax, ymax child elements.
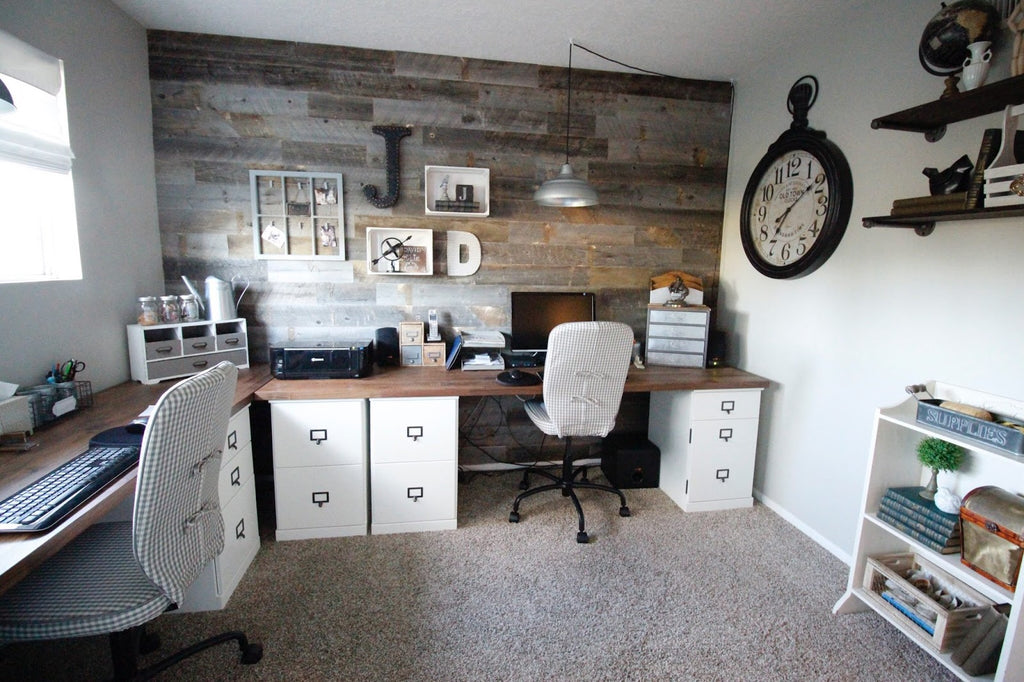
<box><xmin>0</xmin><ymin>361</ymin><xmax>262</xmax><ymax>680</ymax></box>
<box><xmin>508</xmin><ymin>321</ymin><xmax>634</xmax><ymax>543</ymax></box>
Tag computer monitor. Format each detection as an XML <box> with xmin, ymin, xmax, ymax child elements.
<box><xmin>509</xmin><ymin>291</ymin><xmax>596</xmax><ymax>354</ymax></box>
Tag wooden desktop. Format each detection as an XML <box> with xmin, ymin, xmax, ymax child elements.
<box><xmin>0</xmin><ymin>362</ymin><xmax>768</xmax><ymax>595</ymax></box>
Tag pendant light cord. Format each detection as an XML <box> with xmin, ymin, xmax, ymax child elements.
<box><xmin>564</xmin><ymin>42</ymin><xmax>573</xmax><ymax>165</ymax></box>
<box><xmin>571</xmin><ymin>41</ymin><xmax>675</xmax><ymax>79</ymax></box>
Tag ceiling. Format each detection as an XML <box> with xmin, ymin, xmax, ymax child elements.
<box><xmin>109</xmin><ymin>0</ymin><xmax>856</xmax><ymax>82</ymax></box>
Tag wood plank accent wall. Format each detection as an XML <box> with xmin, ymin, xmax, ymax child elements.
<box><xmin>147</xmin><ymin>31</ymin><xmax>733</xmax><ymax>363</ymax></box>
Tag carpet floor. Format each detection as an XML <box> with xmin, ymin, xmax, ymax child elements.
<box><xmin>0</xmin><ymin>472</ymin><xmax>958</xmax><ymax>681</ymax></box>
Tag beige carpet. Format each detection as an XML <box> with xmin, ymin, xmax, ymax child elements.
<box><xmin>0</xmin><ymin>472</ymin><xmax>957</xmax><ymax>681</ymax></box>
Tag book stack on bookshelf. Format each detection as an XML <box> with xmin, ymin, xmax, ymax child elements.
<box><xmin>889</xmin><ymin>192</ymin><xmax>967</xmax><ymax>216</ymax></box>
<box><xmin>878</xmin><ymin>486</ymin><xmax>961</xmax><ymax>555</ymax></box>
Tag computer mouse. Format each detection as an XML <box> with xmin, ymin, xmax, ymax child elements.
<box><xmin>508</xmin><ymin>369</ymin><xmax>522</xmax><ymax>381</ymax></box>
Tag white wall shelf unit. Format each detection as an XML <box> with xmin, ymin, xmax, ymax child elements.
<box><xmin>424</xmin><ymin>165</ymin><xmax>489</xmax><ymax>217</ymax></box>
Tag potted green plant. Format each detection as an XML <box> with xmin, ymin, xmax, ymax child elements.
<box><xmin>916</xmin><ymin>437</ymin><xmax>965</xmax><ymax>500</ymax></box>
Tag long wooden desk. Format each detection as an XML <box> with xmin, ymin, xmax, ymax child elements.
<box><xmin>254</xmin><ymin>364</ymin><xmax>770</xmax><ymax>401</ymax></box>
<box><xmin>0</xmin><ymin>366</ymin><xmax>271</xmax><ymax>596</ymax></box>
<box><xmin>0</xmin><ymin>363</ymin><xmax>767</xmax><ymax>596</ymax></box>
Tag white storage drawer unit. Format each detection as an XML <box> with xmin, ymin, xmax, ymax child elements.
<box><xmin>271</xmin><ymin>399</ymin><xmax>368</xmax><ymax>540</ymax></box>
<box><xmin>179</xmin><ymin>404</ymin><xmax>261</xmax><ymax>612</ymax></box>
<box><xmin>127</xmin><ymin>319</ymin><xmax>249</xmax><ymax>384</ymax></box>
<box><xmin>645</xmin><ymin>305</ymin><xmax>710</xmax><ymax>368</ymax></box>
<box><xmin>369</xmin><ymin>397</ymin><xmax>458</xmax><ymax>534</ymax></box>
<box><xmin>649</xmin><ymin>388</ymin><xmax>762</xmax><ymax>512</ymax></box>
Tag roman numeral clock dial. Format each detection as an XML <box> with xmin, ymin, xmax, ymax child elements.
<box><xmin>740</xmin><ymin>76</ymin><xmax>853</xmax><ymax>279</ymax></box>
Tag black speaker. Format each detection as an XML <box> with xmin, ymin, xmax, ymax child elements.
<box><xmin>374</xmin><ymin>327</ymin><xmax>399</xmax><ymax>366</ymax></box>
<box><xmin>600</xmin><ymin>434</ymin><xmax>660</xmax><ymax>488</ymax></box>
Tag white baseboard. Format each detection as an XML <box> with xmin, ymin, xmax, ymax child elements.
<box><xmin>753</xmin><ymin>487</ymin><xmax>852</xmax><ymax>566</ymax></box>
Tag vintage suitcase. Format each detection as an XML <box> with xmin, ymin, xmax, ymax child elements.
<box><xmin>960</xmin><ymin>486</ymin><xmax>1024</xmax><ymax>591</ymax></box>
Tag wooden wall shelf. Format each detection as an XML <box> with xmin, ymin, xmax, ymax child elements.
<box><xmin>862</xmin><ymin>204</ymin><xmax>1024</xmax><ymax>236</ymax></box>
<box><xmin>871</xmin><ymin>74</ymin><xmax>1024</xmax><ymax>142</ymax></box>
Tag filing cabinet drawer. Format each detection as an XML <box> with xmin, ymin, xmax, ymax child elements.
<box><xmin>271</xmin><ymin>399</ymin><xmax>367</xmax><ymax>467</ymax></box>
<box><xmin>274</xmin><ymin>464</ymin><xmax>366</xmax><ymax>535</ymax></box>
<box><xmin>690</xmin><ymin>389</ymin><xmax>761</xmax><ymax>421</ymax></box>
<box><xmin>648</xmin><ymin>309</ymin><xmax>708</xmax><ymax>325</ymax></box>
<box><xmin>369</xmin><ymin>397</ymin><xmax>458</xmax><ymax>464</ymax></box>
<box><xmin>217</xmin><ymin>476</ymin><xmax>260</xmax><ymax>594</ymax></box>
<box><xmin>218</xmin><ymin>441</ymin><xmax>254</xmax><ymax>509</ymax></box>
<box><xmin>686</xmin><ymin>433</ymin><xmax>757</xmax><ymax>503</ymax></box>
<box><xmin>370</xmin><ymin>460</ymin><xmax>457</xmax><ymax>531</ymax></box>
<box><xmin>224</xmin><ymin>405</ymin><xmax>252</xmax><ymax>454</ymax></box>
<box><xmin>646</xmin><ymin>351</ymin><xmax>705</xmax><ymax>368</ymax></box>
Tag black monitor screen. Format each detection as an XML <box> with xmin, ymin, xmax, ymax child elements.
<box><xmin>510</xmin><ymin>291</ymin><xmax>596</xmax><ymax>353</ymax></box>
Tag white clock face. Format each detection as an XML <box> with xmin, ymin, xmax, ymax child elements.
<box><xmin>747</xmin><ymin>149</ymin><xmax>831</xmax><ymax>267</ymax></box>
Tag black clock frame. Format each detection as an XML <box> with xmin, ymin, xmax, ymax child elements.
<box><xmin>740</xmin><ymin>130</ymin><xmax>853</xmax><ymax>279</ymax></box>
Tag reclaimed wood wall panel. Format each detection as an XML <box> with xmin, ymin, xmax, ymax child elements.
<box><xmin>147</xmin><ymin>30</ymin><xmax>732</xmax><ymax>387</ymax></box>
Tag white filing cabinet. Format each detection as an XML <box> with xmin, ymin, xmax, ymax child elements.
<box><xmin>369</xmin><ymin>397</ymin><xmax>458</xmax><ymax>534</ymax></box>
<box><xmin>649</xmin><ymin>389</ymin><xmax>762</xmax><ymax>512</ymax></box>
<box><xmin>271</xmin><ymin>399</ymin><xmax>368</xmax><ymax>540</ymax></box>
<box><xmin>179</xmin><ymin>404</ymin><xmax>261</xmax><ymax>612</ymax></box>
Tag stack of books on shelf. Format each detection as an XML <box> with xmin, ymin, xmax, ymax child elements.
<box><xmin>889</xmin><ymin>192</ymin><xmax>967</xmax><ymax>216</ymax></box>
<box><xmin>877</xmin><ymin>486</ymin><xmax>961</xmax><ymax>555</ymax></box>
<box><xmin>433</xmin><ymin>200</ymin><xmax>481</xmax><ymax>212</ymax></box>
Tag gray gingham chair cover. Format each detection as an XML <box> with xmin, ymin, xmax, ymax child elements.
<box><xmin>524</xmin><ymin>321</ymin><xmax>633</xmax><ymax>438</ymax></box>
<box><xmin>0</xmin><ymin>361</ymin><xmax>237</xmax><ymax>642</ymax></box>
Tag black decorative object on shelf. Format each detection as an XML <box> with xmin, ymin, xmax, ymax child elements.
<box><xmin>923</xmin><ymin>154</ymin><xmax>974</xmax><ymax>195</ymax></box>
<box><xmin>364</xmin><ymin>125</ymin><xmax>411</xmax><ymax>208</ymax></box>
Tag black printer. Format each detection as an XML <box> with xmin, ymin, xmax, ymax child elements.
<box><xmin>269</xmin><ymin>340</ymin><xmax>373</xmax><ymax>379</ymax></box>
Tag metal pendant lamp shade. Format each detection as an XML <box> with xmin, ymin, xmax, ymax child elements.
<box><xmin>534</xmin><ymin>42</ymin><xmax>598</xmax><ymax>207</ymax></box>
<box><xmin>0</xmin><ymin>77</ymin><xmax>15</xmax><ymax>113</ymax></box>
<box><xmin>534</xmin><ymin>162</ymin><xmax>598</xmax><ymax>206</ymax></box>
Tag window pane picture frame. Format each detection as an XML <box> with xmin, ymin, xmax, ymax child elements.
<box><xmin>250</xmin><ymin>170</ymin><xmax>344</xmax><ymax>260</ymax></box>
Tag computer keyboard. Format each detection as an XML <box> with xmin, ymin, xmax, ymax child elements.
<box><xmin>0</xmin><ymin>445</ymin><xmax>140</xmax><ymax>533</ymax></box>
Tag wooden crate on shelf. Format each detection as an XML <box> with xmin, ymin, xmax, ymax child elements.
<box><xmin>862</xmin><ymin>552</ymin><xmax>996</xmax><ymax>652</ymax></box>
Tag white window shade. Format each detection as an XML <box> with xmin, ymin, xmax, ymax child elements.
<box><xmin>0</xmin><ymin>28</ymin><xmax>73</xmax><ymax>173</ymax></box>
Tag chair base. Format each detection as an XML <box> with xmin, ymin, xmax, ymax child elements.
<box><xmin>110</xmin><ymin>625</ymin><xmax>263</xmax><ymax>681</ymax></box>
<box><xmin>509</xmin><ymin>437</ymin><xmax>630</xmax><ymax>543</ymax></box>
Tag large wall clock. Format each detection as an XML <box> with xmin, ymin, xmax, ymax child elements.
<box><xmin>740</xmin><ymin>76</ymin><xmax>853</xmax><ymax>279</ymax></box>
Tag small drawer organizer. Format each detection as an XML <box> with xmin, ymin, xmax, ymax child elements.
<box><xmin>127</xmin><ymin>319</ymin><xmax>249</xmax><ymax>385</ymax></box>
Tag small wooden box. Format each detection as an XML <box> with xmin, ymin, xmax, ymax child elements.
<box><xmin>422</xmin><ymin>342</ymin><xmax>446</xmax><ymax>367</ymax></box>
<box><xmin>862</xmin><ymin>552</ymin><xmax>994</xmax><ymax>652</ymax></box>
<box><xmin>961</xmin><ymin>486</ymin><xmax>1024</xmax><ymax>591</ymax></box>
<box><xmin>400</xmin><ymin>345</ymin><xmax>422</xmax><ymax>367</ymax></box>
<box><xmin>399</xmin><ymin>322</ymin><xmax>424</xmax><ymax>346</ymax></box>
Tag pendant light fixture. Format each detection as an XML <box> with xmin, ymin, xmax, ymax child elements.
<box><xmin>0</xmin><ymin>77</ymin><xmax>15</xmax><ymax>113</ymax></box>
<box><xmin>534</xmin><ymin>41</ymin><xmax>598</xmax><ymax>207</ymax></box>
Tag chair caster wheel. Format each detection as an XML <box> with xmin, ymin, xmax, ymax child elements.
<box><xmin>241</xmin><ymin>642</ymin><xmax>264</xmax><ymax>665</ymax></box>
<box><xmin>619</xmin><ymin>506</ymin><xmax>631</xmax><ymax>517</ymax></box>
<box><xmin>576</xmin><ymin>531</ymin><xmax>589</xmax><ymax>543</ymax></box>
<box><xmin>509</xmin><ymin>511</ymin><xmax>520</xmax><ymax>523</ymax></box>
<box><xmin>518</xmin><ymin>480</ymin><xmax>528</xmax><ymax>491</ymax></box>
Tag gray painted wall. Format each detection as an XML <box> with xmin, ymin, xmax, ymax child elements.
<box><xmin>0</xmin><ymin>0</ymin><xmax>163</xmax><ymax>392</ymax></box>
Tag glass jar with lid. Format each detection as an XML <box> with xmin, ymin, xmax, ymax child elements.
<box><xmin>159</xmin><ymin>295</ymin><xmax>181</xmax><ymax>323</ymax></box>
<box><xmin>137</xmin><ymin>296</ymin><xmax>159</xmax><ymax>325</ymax></box>
<box><xmin>179</xmin><ymin>294</ymin><xmax>201</xmax><ymax>322</ymax></box>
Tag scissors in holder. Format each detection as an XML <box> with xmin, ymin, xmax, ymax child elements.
<box><xmin>59</xmin><ymin>359</ymin><xmax>86</xmax><ymax>382</ymax></box>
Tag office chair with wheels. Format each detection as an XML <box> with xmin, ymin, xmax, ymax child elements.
<box><xmin>0</xmin><ymin>361</ymin><xmax>263</xmax><ymax>680</ymax></box>
<box><xmin>508</xmin><ymin>321</ymin><xmax>634</xmax><ymax>543</ymax></box>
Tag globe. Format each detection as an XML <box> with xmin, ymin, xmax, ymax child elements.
<box><xmin>918</xmin><ymin>0</ymin><xmax>1002</xmax><ymax>76</ymax></box>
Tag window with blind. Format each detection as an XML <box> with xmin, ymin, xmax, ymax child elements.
<box><xmin>0</xmin><ymin>29</ymin><xmax>80</xmax><ymax>283</ymax></box>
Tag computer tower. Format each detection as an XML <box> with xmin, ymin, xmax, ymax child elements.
<box><xmin>600</xmin><ymin>434</ymin><xmax>660</xmax><ymax>489</ymax></box>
